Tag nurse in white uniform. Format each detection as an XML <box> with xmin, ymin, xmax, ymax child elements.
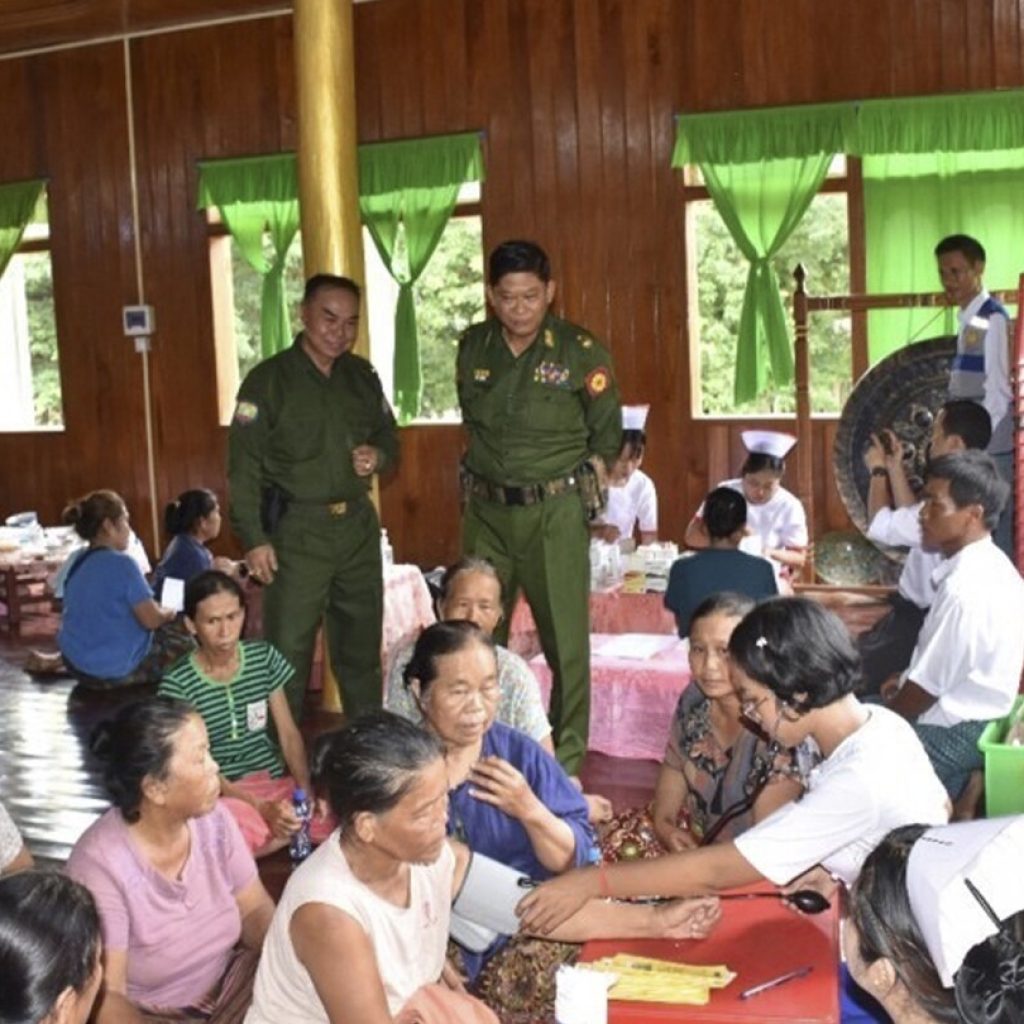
<box><xmin>685</xmin><ymin>430</ymin><xmax>808</xmax><ymax>584</ymax></box>
<box><xmin>593</xmin><ymin>404</ymin><xmax>658</xmax><ymax>545</ymax></box>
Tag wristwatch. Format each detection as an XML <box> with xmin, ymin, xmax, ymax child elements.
<box><xmin>870</xmin><ymin>466</ymin><xmax>889</xmax><ymax>478</ymax></box>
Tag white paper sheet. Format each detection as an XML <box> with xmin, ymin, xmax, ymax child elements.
<box><xmin>161</xmin><ymin>577</ymin><xmax>185</xmax><ymax>613</ymax></box>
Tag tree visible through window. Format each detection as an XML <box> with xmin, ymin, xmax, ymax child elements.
<box><xmin>688</xmin><ymin>183</ymin><xmax>852</xmax><ymax>416</ymax></box>
<box><xmin>0</xmin><ymin>190</ymin><xmax>64</xmax><ymax>431</ymax></box>
<box><xmin>209</xmin><ymin>197</ymin><xmax>484</xmax><ymax>425</ymax></box>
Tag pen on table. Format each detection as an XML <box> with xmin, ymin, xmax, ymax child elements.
<box><xmin>739</xmin><ymin>965</ymin><xmax>813</xmax><ymax>1000</ymax></box>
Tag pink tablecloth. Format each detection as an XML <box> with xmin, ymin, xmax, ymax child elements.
<box><xmin>380</xmin><ymin>563</ymin><xmax>436</xmax><ymax>676</ymax></box>
<box><xmin>528</xmin><ymin>633</ymin><xmax>690</xmax><ymax>761</ymax></box>
<box><xmin>508</xmin><ymin>587</ymin><xmax>676</xmax><ymax>659</ymax></box>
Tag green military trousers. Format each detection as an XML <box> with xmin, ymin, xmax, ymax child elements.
<box><xmin>463</xmin><ymin>491</ymin><xmax>591</xmax><ymax>774</ymax></box>
<box><xmin>262</xmin><ymin>498</ymin><xmax>383</xmax><ymax>722</ymax></box>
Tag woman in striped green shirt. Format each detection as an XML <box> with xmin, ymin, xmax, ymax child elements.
<box><xmin>159</xmin><ymin>570</ymin><xmax>318</xmax><ymax>856</ymax></box>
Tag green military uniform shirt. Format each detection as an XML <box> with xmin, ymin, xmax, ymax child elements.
<box><xmin>228</xmin><ymin>336</ymin><xmax>399</xmax><ymax>551</ymax></box>
<box><xmin>457</xmin><ymin>313</ymin><xmax>621</xmax><ymax>486</ymax></box>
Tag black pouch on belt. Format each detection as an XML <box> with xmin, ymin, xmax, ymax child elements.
<box><xmin>259</xmin><ymin>484</ymin><xmax>290</xmax><ymax>535</ymax></box>
<box><xmin>577</xmin><ymin>459</ymin><xmax>607</xmax><ymax>522</ymax></box>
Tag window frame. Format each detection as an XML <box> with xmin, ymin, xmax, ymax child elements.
<box><xmin>0</xmin><ymin>193</ymin><xmax>65</xmax><ymax>433</ymax></box>
<box><xmin>682</xmin><ymin>156</ymin><xmax>867</xmax><ymax>420</ymax></box>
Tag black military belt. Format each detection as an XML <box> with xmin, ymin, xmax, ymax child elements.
<box><xmin>466</xmin><ymin>470</ymin><xmax>580</xmax><ymax>507</ymax></box>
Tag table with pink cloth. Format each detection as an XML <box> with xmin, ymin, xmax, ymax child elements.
<box><xmin>508</xmin><ymin>586</ymin><xmax>676</xmax><ymax>659</ymax></box>
<box><xmin>528</xmin><ymin>633</ymin><xmax>690</xmax><ymax>761</ymax></box>
<box><xmin>244</xmin><ymin>563</ymin><xmax>436</xmax><ymax>690</ymax></box>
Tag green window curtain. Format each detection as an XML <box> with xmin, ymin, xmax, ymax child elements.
<box><xmin>197</xmin><ymin>155</ymin><xmax>300</xmax><ymax>359</ymax></box>
<box><xmin>864</xmin><ymin>149</ymin><xmax>1024</xmax><ymax>361</ymax></box>
<box><xmin>358</xmin><ymin>133</ymin><xmax>483</xmax><ymax>423</ymax></box>
<box><xmin>673</xmin><ymin>104</ymin><xmax>851</xmax><ymax>402</ymax></box>
<box><xmin>0</xmin><ymin>179</ymin><xmax>45</xmax><ymax>280</ymax></box>
<box><xmin>853</xmin><ymin>91</ymin><xmax>1024</xmax><ymax>363</ymax></box>
<box><xmin>700</xmin><ymin>155</ymin><xmax>833</xmax><ymax>403</ymax></box>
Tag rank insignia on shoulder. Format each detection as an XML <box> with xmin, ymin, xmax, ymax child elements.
<box><xmin>534</xmin><ymin>361</ymin><xmax>571</xmax><ymax>387</ymax></box>
<box><xmin>578</xmin><ymin>334</ymin><xmax>593</xmax><ymax>349</ymax></box>
<box><xmin>232</xmin><ymin>401</ymin><xmax>259</xmax><ymax>425</ymax></box>
<box><xmin>473</xmin><ymin>368</ymin><xmax>491</xmax><ymax>383</ymax></box>
<box><xmin>544</xmin><ymin>329</ymin><xmax>555</xmax><ymax>349</ymax></box>
<box><xmin>584</xmin><ymin>366</ymin><xmax>611</xmax><ymax>397</ymax></box>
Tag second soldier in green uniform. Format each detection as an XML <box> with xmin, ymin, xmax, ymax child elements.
<box><xmin>228</xmin><ymin>274</ymin><xmax>398</xmax><ymax>721</ymax></box>
<box><xmin>457</xmin><ymin>240</ymin><xmax>622</xmax><ymax>774</ymax></box>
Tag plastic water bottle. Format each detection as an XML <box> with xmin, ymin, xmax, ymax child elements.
<box><xmin>380</xmin><ymin>529</ymin><xmax>394</xmax><ymax>569</ymax></box>
<box><xmin>289</xmin><ymin>788</ymin><xmax>312</xmax><ymax>866</ymax></box>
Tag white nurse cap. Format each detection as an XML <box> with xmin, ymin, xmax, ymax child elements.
<box><xmin>741</xmin><ymin>430</ymin><xmax>796</xmax><ymax>459</ymax></box>
<box><xmin>622</xmin><ymin>405</ymin><xmax>650</xmax><ymax>431</ymax></box>
<box><xmin>907</xmin><ymin>816</ymin><xmax>1024</xmax><ymax>987</ymax></box>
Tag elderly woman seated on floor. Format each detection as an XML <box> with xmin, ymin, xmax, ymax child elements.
<box><xmin>0</xmin><ymin>870</ymin><xmax>103</xmax><ymax>1024</ymax></box>
<box><xmin>247</xmin><ymin>711</ymin><xmax>718</xmax><ymax>1024</ymax></box>
<box><xmin>56</xmin><ymin>490</ymin><xmax>193</xmax><ymax>688</ymax></box>
<box><xmin>67</xmin><ymin>697</ymin><xmax>275</xmax><ymax>1024</ymax></box>
<box><xmin>400</xmin><ymin>621</ymin><xmax>720</xmax><ymax>1022</ymax></box>
<box><xmin>384</xmin><ymin>555</ymin><xmax>612</xmax><ymax>823</ymax></box>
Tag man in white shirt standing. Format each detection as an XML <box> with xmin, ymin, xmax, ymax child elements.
<box><xmin>935</xmin><ymin>234</ymin><xmax>1014</xmax><ymax>556</ymax></box>
<box><xmin>858</xmin><ymin>399</ymin><xmax>991</xmax><ymax>694</ymax></box>
<box><xmin>889</xmin><ymin>450</ymin><xmax>1024</xmax><ymax>802</ymax></box>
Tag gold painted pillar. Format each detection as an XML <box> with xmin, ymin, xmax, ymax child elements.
<box><xmin>294</xmin><ymin>0</ymin><xmax>369</xmax><ymax>712</ymax></box>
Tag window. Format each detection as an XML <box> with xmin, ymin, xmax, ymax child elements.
<box><xmin>685</xmin><ymin>159</ymin><xmax>853</xmax><ymax>417</ymax></box>
<box><xmin>208</xmin><ymin>181</ymin><xmax>485</xmax><ymax>426</ymax></box>
<box><xmin>0</xmin><ymin>189</ymin><xmax>64</xmax><ymax>431</ymax></box>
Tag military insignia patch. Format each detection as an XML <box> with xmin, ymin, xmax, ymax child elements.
<box><xmin>534</xmin><ymin>361</ymin><xmax>571</xmax><ymax>387</ymax></box>
<box><xmin>473</xmin><ymin>368</ymin><xmax>491</xmax><ymax>383</ymax></box>
<box><xmin>584</xmin><ymin>366</ymin><xmax>610</xmax><ymax>396</ymax></box>
<box><xmin>544</xmin><ymin>329</ymin><xmax>555</xmax><ymax>349</ymax></box>
<box><xmin>232</xmin><ymin>401</ymin><xmax>259</xmax><ymax>425</ymax></box>
<box><xmin>578</xmin><ymin>334</ymin><xmax>594</xmax><ymax>349</ymax></box>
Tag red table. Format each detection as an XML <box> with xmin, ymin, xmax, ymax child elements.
<box><xmin>509</xmin><ymin>587</ymin><xmax>677</xmax><ymax>659</ymax></box>
<box><xmin>528</xmin><ymin>633</ymin><xmax>690</xmax><ymax>761</ymax></box>
<box><xmin>580</xmin><ymin>886</ymin><xmax>840</xmax><ymax>1022</ymax></box>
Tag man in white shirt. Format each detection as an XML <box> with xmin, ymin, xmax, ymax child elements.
<box><xmin>889</xmin><ymin>450</ymin><xmax>1024</xmax><ymax>800</ymax></box>
<box><xmin>858</xmin><ymin>400</ymin><xmax>991</xmax><ymax>694</ymax></box>
<box><xmin>935</xmin><ymin>234</ymin><xmax>1014</xmax><ymax>556</ymax></box>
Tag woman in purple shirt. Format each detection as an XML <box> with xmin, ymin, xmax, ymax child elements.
<box><xmin>67</xmin><ymin>697</ymin><xmax>275</xmax><ymax>1024</ymax></box>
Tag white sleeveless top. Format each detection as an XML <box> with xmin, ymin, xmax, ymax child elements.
<box><xmin>246</xmin><ymin>832</ymin><xmax>455</xmax><ymax>1022</ymax></box>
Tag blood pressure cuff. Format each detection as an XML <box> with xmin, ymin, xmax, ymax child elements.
<box><xmin>449</xmin><ymin>851</ymin><xmax>529</xmax><ymax>953</ymax></box>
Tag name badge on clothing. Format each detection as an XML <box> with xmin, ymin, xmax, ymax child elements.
<box><xmin>246</xmin><ymin>699</ymin><xmax>268</xmax><ymax>732</ymax></box>
<box><xmin>962</xmin><ymin>325</ymin><xmax>986</xmax><ymax>353</ymax></box>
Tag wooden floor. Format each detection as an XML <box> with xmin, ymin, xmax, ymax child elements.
<box><xmin>0</xmin><ymin>620</ymin><xmax>660</xmax><ymax>872</ymax></box>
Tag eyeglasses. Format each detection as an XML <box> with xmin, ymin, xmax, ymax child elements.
<box><xmin>740</xmin><ymin>694</ymin><xmax>770</xmax><ymax>723</ymax></box>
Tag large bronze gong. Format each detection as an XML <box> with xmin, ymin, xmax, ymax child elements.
<box><xmin>833</xmin><ymin>335</ymin><xmax>956</xmax><ymax>551</ymax></box>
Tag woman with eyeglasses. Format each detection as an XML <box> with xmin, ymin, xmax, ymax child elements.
<box><xmin>404</xmin><ymin>620</ymin><xmax>720</xmax><ymax>1022</ymax></box>
<box><xmin>518</xmin><ymin>597</ymin><xmax>950</xmax><ymax>936</ymax></box>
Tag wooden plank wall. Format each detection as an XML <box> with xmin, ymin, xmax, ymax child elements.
<box><xmin>0</xmin><ymin>0</ymin><xmax>1022</xmax><ymax>569</ymax></box>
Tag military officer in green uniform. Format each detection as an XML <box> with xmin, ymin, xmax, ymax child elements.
<box><xmin>457</xmin><ymin>240</ymin><xmax>622</xmax><ymax>774</ymax></box>
<box><xmin>228</xmin><ymin>274</ymin><xmax>398</xmax><ymax>721</ymax></box>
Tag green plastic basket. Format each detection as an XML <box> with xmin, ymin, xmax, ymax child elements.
<box><xmin>978</xmin><ymin>695</ymin><xmax>1024</xmax><ymax>817</ymax></box>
